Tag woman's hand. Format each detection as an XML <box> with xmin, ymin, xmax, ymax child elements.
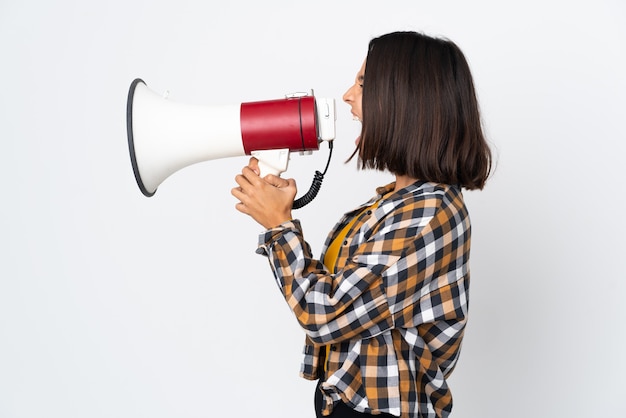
<box><xmin>232</xmin><ymin>157</ymin><xmax>297</xmax><ymax>229</ymax></box>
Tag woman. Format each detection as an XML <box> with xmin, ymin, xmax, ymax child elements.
<box><xmin>232</xmin><ymin>31</ymin><xmax>492</xmax><ymax>418</ymax></box>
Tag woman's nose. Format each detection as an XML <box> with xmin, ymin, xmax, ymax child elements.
<box><xmin>343</xmin><ymin>86</ymin><xmax>353</xmax><ymax>104</ymax></box>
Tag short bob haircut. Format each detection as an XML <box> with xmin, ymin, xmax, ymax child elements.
<box><xmin>352</xmin><ymin>31</ymin><xmax>492</xmax><ymax>190</ymax></box>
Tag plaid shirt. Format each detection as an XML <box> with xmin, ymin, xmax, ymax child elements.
<box><xmin>257</xmin><ymin>181</ymin><xmax>471</xmax><ymax>417</ymax></box>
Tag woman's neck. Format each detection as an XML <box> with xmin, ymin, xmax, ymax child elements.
<box><xmin>394</xmin><ymin>174</ymin><xmax>418</xmax><ymax>191</ymax></box>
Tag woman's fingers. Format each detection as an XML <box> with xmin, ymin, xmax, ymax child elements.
<box><xmin>232</xmin><ymin>163</ymin><xmax>296</xmax><ymax>229</ymax></box>
<box><xmin>263</xmin><ymin>174</ymin><xmax>289</xmax><ymax>188</ymax></box>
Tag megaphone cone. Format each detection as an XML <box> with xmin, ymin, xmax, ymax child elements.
<box><xmin>126</xmin><ymin>79</ymin><xmax>336</xmax><ymax>201</ymax></box>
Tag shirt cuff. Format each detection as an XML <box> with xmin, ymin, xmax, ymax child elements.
<box><xmin>255</xmin><ymin>219</ymin><xmax>302</xmax><ymax>256</ymax></box>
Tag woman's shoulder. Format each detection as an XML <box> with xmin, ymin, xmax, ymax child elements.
<box><xmin>378</xmin><ymin>182</ymin><xmax>466</xmax><ymax>227</ymax></box>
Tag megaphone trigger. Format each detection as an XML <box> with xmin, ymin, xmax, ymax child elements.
<box><xmin>250</xmin><ymin>149</ymin><xmax>291</xmax><ymax>177</ymax></box>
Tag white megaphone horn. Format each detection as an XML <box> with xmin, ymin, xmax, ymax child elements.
<box><xmin>126</xmin><ymin>78</ymin><xmax>336</xmax><ymax>208</ymax></box>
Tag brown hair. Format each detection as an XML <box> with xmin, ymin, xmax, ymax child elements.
<box><xmin>351</xmin><ymin>31</ymin><xmax>492</xmax><ymax>190</ymax></box>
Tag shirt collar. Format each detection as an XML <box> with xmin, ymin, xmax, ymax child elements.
<box><xmin>375</xmin><ymin>180</ymin><xmax>431</xmax><ymax>201</ymax></box>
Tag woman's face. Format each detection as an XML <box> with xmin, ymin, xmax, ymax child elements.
<box><xmin>343</xmin><ymin>59</ymin><xmax>365</xmax><ymax>123</ymax></box>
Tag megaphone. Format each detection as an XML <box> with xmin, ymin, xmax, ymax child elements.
<box><xmin>126</xmin><ymin>78</ymin><xmax>336</xmax><ymax>207</ymax></box>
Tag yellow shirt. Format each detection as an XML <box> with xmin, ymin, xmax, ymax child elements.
<box><xmin>323</xmin><ymin>196</ymin><xmax>387</xmax><ymax>271</ymax></box>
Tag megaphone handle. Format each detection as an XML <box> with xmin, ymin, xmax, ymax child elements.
<box><xmin>251</xmin><ymin>149</ymin><xmax>290</xmax><ymax>177</ymax></box>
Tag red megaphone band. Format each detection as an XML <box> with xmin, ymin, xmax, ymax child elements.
<box><xmin>240</xmin><ymin>96</ymin><xmax>319</xmax><ymax>154</ymax></box>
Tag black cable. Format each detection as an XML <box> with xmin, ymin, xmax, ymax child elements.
<box><xmin>292</xmin><ymin>141</ymin><xmax>334</xmax><ymax>210</ymax></box>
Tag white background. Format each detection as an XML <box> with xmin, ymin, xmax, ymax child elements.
<box><xmin>1</xmin><ymin>1</ymin><xmax>625</xmax><ymax>417</ymax></box>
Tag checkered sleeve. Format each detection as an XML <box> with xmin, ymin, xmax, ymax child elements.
<box><xmin>256</xmin><ymin>219</ymin><xmax>396</xmax><ymax>345</ymax></box>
